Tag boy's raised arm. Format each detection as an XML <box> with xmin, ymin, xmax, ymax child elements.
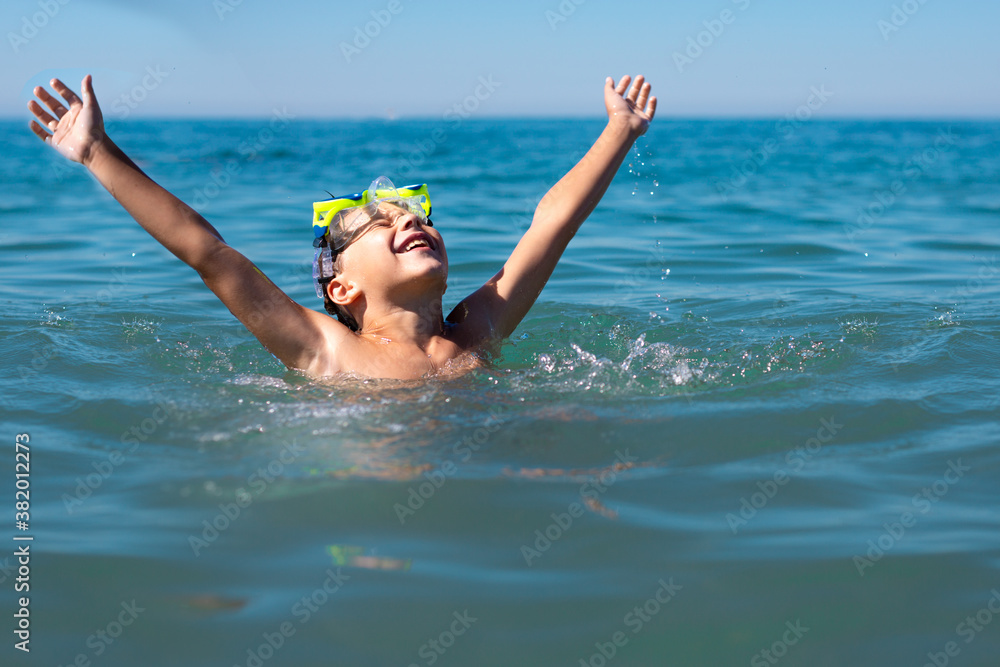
<box><xmin>28</xmin><ymin>76</ymin><xmax>342</xmax><ymax>373</ymax></box>
<box><xmin>449</xmin><ymin>75</ymin><xmax>657</xmax><ymax>341</ymax></box>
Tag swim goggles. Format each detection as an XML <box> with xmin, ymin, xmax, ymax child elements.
<box><xmin>312</xmin><ymin>176</ymin><xmax>432</xmax><ymax>297</ymax></box>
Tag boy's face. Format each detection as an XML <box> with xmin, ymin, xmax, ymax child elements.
<box><xmin>334</xmin><ymin>202</ymin><xmax>447</xmax><ymax>302</ymax></box>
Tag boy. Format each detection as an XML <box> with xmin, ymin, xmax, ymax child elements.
<box><xmin>28</xmin><ymin>74</ymin><xmax>656</xmax><ymax>379</ymax></box>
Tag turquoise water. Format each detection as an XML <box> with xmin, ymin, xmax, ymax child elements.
<box><xmin>2</xmin><ymin>117</ymin><xmax>999</xmax><ymax>666</ymax></box>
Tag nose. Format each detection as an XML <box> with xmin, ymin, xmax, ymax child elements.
<box><xmin>396</xmin><ymin>211</ymin><xmax>428</xmax><ymax>232</ymax></box>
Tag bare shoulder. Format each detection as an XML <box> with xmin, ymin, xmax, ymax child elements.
<box><xmin>445</xmin><ymin>285</ymin><xmax>504</xmax><ymax>348</ymax></box>
<box><xmin>291</xmin><ymin>308</ymin><xmax>358</xmax><ymax>377</ymax></box>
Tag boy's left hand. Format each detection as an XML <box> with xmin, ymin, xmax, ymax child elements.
<box><xmin>605</xmin><ymin>74</ymin><xmax>657</xmax><ymax>137</ymax></box>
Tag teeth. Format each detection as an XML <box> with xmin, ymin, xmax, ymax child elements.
<box><xmin>403</xmin><ymin>239</ymin><xmax>430</xmax><ymax>252</ymax></box>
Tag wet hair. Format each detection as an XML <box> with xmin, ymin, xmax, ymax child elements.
<box><xmin>318</xmin><ymin>251</ymin><xmax>360</xmax><ymax>331</ymax></box>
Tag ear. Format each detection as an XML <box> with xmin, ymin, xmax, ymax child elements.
<box><xmin>326</xmin><ymin>274</ymin><xmax>362</xmax><ymax>307</ymax></box>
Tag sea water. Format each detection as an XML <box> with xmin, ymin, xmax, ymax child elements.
<box><xmin>1</xmin><ymin>117</ymin><xmax>999</xmax><ymax>666</ymax></box>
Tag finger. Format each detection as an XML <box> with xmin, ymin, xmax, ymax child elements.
<box><xmin>615</xmin><ymin>75</ymin><xmax>631</xmax><ymax>96</ymax></box>
<box><xmin>50</xmin><ymin>78</ymin><xmax>82</xmax><ymax>108</ymax></box>
<box><xmin>27</xmin><ymin>99</ymin><xmax>58</xmax><ymax>128</ymax></box>
<box><xmin>33</xmin><ymin>85</ymin><xmax>68</xmax><ymax>118</ymax></box>
<box><xmin>626</xmin><ymin>75</ymin><xmax>645</xmax><ymax>104</ymax></box>
<box><xmin>646</xmin><ymin>95</ymin><xmax>657</xmax><ymax>121</ymax></box>
<box><xmin>28</xmin><ymin>119</ymin><xmax>52</xmax><ymax>143</ymax></box>
<box><xmin>635</xmin><ymin>81</ymin><xmax>651</xmax><ymax>110</ymax></box>
<box><xmin>81</xmin><ymin>74</ymin><xmax>96</xmax><ymax>107</ymax></box>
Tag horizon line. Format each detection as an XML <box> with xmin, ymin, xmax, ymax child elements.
<box><xmin>2</xmin><ymin>113</ymin><xmax>999</xmax><ymax>123</ymax></box>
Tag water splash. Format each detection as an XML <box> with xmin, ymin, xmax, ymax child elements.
<box><xmin>628</xmin><ymin>141</ymin><xmax>659</xmax><ymax>198</ymax></box>
<box><xmin>522</xmin><ymin>331</ymin><xmax>706</xmax><ymax>396</ymax></box>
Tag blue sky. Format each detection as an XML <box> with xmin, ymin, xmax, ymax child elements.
<box><xmin>3</xmin><ymin>0</ymin><xmax>999</xmax><ymax>119</ymax></box>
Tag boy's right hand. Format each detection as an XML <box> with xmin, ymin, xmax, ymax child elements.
<box><xmin>28</xmin><ymin>75</ymin><xmax>105</xmax><ymax>166</ymax></box>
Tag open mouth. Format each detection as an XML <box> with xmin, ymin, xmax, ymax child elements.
<box><xmin>397</xmin><ymin>233</ymin><xmax>435</xmax><ymax>253</ymax></box>
<box><xmin>403</xmin><ymin>239</ymin><xmax>431</xmax><ymax>252</ymax></box>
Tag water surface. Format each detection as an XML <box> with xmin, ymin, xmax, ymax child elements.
<box><xmin>1</xmin><ymin>118</ymin><xmax>999</xmax><ymax>666</ymax></box>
